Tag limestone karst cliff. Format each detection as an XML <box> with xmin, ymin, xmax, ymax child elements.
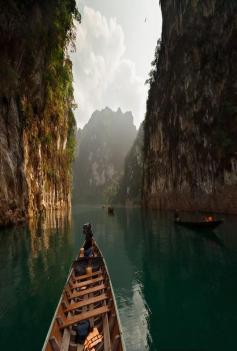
<box><xmin>143</xmin><ymin>0</ymin><xmax>237</xmax><ymax>213</ymax></box>
<box><xmin>0</xmin><ymin>1</ymin><xmax>80</xmax><ymax>226</ymax></box>
<box><xmin>73</xmin><ymin>107</ymin><xmax>137</xmax><ymax>203</ymax></box>
<box><xmin>115</xmin><ymin>123</ymin><xmax>144</xmax><ymax>205</ymax></box>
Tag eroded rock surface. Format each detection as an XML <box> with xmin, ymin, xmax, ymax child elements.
<box><xmin>143</xmin><ymin>0</ymin><xmax>237</xmax><ymax>213</ymax></box>
<box><xmin>0</xmin><ymin>2</ymin><xmax>78</xmax><ymax>226</ymax></box>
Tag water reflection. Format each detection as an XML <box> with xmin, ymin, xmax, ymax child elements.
<box><xmin>28</xmin><ymin>209</ymin><xmax>72</xmax><ymax>256</ymax></box>
<box><xmin>119</xmin><ymin>281</ymin><xmax>151</xmax><ymax>351</ymax></box>
<box><xmin>0</xmin><ymin>210</ymin><xmax>73</xmax><ymax>351</ymax></box>
<box><xmin>116</xmin><ymin>208</ymin><xmax>237</xmax><ymax>351</ymax></box>
<box><xmin>27</xmin><ymin>210</ymin><xmax>72</xmax><ymax>287</ymax></box>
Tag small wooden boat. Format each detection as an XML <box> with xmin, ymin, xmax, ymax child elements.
<box><xmin>42</xmin><ymin>242</ymin><xmax>125</xmax><ymax>351</ymax></box>
<box><xmin>175</xmin><ymin>219</ymin><xmax>223</xmax><ymax>230</ymax></box>
<box><xmin>107</xmin><ymin>207</ymin><xmax>114</xmax><ymax>216</ymax></box>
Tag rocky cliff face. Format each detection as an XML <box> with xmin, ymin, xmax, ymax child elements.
<box><xmin>143</xmin><ymin>0</ymin><xmax>237</xmax><ymax>213</ymax></box>
<box><xmin>0</xmin><ymin>97</ymin><xmax>28</xmax><ymax>226</ymax></box>
<box><xmin>73</xmin><ymin>107</ymin><xmax>137</xmax><ymax>203</ymax></box>
<box><xmin>115</xmin><ymin>123</ymin><xmax>144</xmax><ymax>205</ymax></box>
<box><xmin>0</xmin><ymin>1</ymin><xmax>79</xmax><ymax>226</ymax></box>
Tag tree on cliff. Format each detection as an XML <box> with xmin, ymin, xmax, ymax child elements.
<box><xmin>145</xmin><ymin>38</ymin><xmax>162</xmax><ymax>86</ymax></box>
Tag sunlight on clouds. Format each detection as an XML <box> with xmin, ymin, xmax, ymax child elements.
<box><xmin>71</xmin><ymin>6</ymin><xmax>148</xmax><ymax>128</ymax></box>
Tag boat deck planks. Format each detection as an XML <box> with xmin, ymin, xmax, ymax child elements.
<box><xmin>73</xmin><ymin>269</ymin><xmax>102</xmax><ymax>282</ymax></box>
<box><xmin>69</xmin><ymin>283</ymin><xmax>107</xmax><ymax>300</ymax></box>
<box><xmin>65</xmin><ymin>293</ymin><xmax>109</xmax><ymax>313</ymax></box>
<box><xmin>61</xmin><ymin>305</ymin><xmax>110</xmax><ymax>329</ymax></box>
<box><xmin>71</xmin><ymin>275</ymin><xmax>104</xmax><ymax>290</ymax></box>
<box><xmin>60</xmin><ymin>328</ymin><xmax>71</xmax><ymax>351</ymax></box>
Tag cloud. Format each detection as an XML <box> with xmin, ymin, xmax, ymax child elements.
<box><xmin>70</xmin><ymin>6</ymin><xmax>147</xmax><ymax>128</ymax></box>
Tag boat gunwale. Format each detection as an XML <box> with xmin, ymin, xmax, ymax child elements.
<box><xmin>42</xmin><ymin>267</ymin><xmax>73</xmax><ymax>350</ymax></box>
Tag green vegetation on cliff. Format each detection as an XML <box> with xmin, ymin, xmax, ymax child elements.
<box><xmin>0</xmin><ymin>1</ymin><xmax>80</xmax><ymax>225</ymax></box>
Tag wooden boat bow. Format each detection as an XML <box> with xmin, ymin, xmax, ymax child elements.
<box><xmin>42</xmin><ymin>242</ymin><xmax>125</xmax><ymax>351</ymax></box>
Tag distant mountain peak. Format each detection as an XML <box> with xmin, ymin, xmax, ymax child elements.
<box><xmin>73</xmin><ymin>107</ymin><xmax>137</xmax><ymax>203</ymax></box>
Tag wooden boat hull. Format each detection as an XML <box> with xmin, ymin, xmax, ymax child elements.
<box><xmin>175</xmin><ymin>219</ymin><xmax>223</xmax><ymax>230</ymax></box>
<box><xmin>108</xmin><ymin>207</ymin><xmax>114</xmax><ymax>215</ymax></box>
<box><xmin>42</xmin><ymin>242</ymin><xmax>125</xmax><ymax>351</ymax></box>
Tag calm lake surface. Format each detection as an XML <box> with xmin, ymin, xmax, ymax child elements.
<box><xmin>0</xmin><ymin>205</ymin><xmax>237</xmax><ymax>351</ymax></box>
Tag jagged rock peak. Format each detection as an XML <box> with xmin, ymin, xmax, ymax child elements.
<box><xmin>73</xmin><ymin>108</ymin><xmax>137</xmax><ymax>203</ymax></box>
<box><xmin>89</xmin><ymin>107</ymin><xmax>135</xmax><ymax>127</ymax></box>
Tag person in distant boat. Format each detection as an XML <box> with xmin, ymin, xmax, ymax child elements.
<box><xmin>83</xmin><ymin>223</ymin><xmax>94</xmax><ymax>257</ymax></box>
<box><xmin>204</xmin><ymin>215</ymin><xmax>213</xmax><ymax>222</ymax></box>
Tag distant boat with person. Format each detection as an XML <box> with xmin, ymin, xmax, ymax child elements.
<box><xmin>174</xmin><ymin>212</ymin><xmax>224</xmax><ymax>230</ymax></box>
<box><xmin>108</xmin><ymin>206</ymin><xmax>114</xmax><ymax>215</ymax></box>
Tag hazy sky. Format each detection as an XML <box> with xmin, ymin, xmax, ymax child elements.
<box><xmin>71</xmin><ymin>0</ymin><xmax>162</xmax><ymax>128</ymax></box>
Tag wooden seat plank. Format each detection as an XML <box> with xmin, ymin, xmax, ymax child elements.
<box><xmin>69</xmin><ymin>284</ymin><xmax>106</xmax><ymax>300</ymax></box>
<box><xmin>71</xmin><ymin>275</ymin><xmax>104</xmax><ymax>290</ymax></box>
<box><xmin>73</xmin><ymin>269</ymin><xmax>102</xmax><ymax>282</ymax></box>
<box><xmin>61</xmin><ymin>306</ymin><xmax>110</xmax><ymax>329</ymax></box>
<box><xmin>103</xmin><ymin>313</ymin><xmax>111</xmax><ymax>351</ymax></box>
<box><xmin>65</xmin><ymin>294</ymin><xmax>108</xmax><ymax>313</ymax></box>
<box><xmin>60</xmin><ymin>328</ymin><xmax>71</xmax><ymax>351</ymax></box>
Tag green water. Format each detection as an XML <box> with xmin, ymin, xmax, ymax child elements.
<box><xmin>0</xmin><ymin>205</ymin><xmax>237</xmax><ymax>351</ymax></box>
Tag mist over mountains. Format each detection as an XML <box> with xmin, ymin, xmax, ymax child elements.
<box><xmin>73</xmin><ymin>107</ymin><xmax>137</xmax><ymax>203</ymax></box>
